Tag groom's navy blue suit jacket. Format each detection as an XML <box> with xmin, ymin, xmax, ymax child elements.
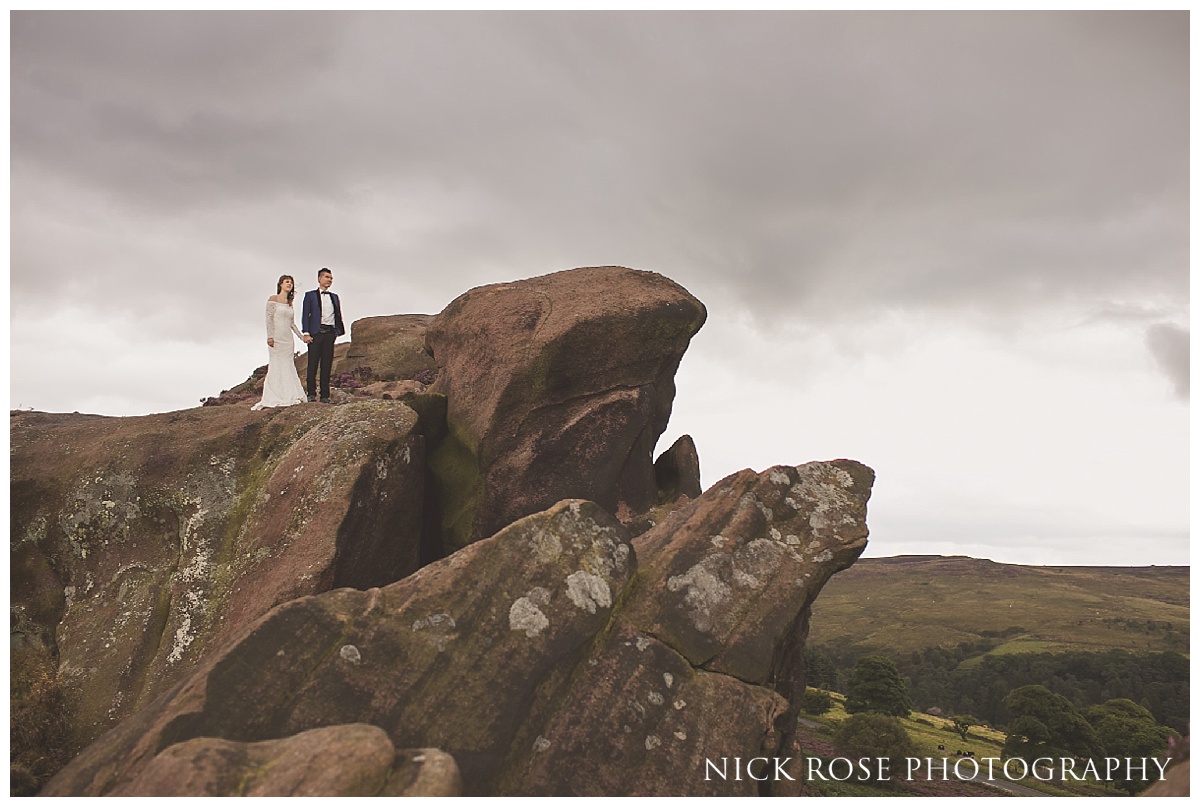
<box><xmin>301</xmin><ymin>289</ymin><xmax>345</xmax><ymax>337</ymax></box>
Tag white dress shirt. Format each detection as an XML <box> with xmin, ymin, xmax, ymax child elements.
<box><xmin>320</xmin><ymin>290</ymin><xmax>336</xmax><ymax>327</ymax></box>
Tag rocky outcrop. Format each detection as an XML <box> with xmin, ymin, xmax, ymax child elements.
<box><xmin>16</xmin><ymin>266</ymin><xmax>876</xmax><ymax>797</ymax></box>
<box><xmin>334</xmin><ymin>314</ymin><xmax>438</xmax><ymax>383</ymax></box>
<box><xmin>44</xmin><ymin>461</ymin><xmax>872</xmax><ymax>797</ymax></box>
<box><xmin>109</xmin><ymin>725</ymin><xmax>461</xmax><ymax>797</ymax></box>
<box><xmin>42</xmin><ymin>500</ymin><xmax>637</xmax><ymax>796</ymax></box>
<box><xmin>508</xmin><ymin>461</ymin><xmax>873</xmax><ymax>795</ymax></box>
<box><xmin>10</xmin><ymin>400</ymin><xmax>427</xmax><ymax>756</ymax></box>
<box><xmin>628</xmin><ymin>461</ymin><xmax>873</xmax><ymax>686</ymax></box>
<box><xmin>425</xmin><ymin>266</ymin><xmax>706</xmax><ymax>550</ymax></box>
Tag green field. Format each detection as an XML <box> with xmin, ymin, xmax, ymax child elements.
<box><xmin>808</xmin><ymin>555</ymin><xmax>1189</xmax><ymax>659</ymax></box>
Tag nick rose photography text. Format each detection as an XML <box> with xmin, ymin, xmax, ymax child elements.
<box><xmin>703</xmin><ymin>756</ymin><xmax>1170</xmax><ymax>783</ymax></box>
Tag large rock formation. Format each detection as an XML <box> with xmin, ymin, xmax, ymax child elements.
<box><xmin>10</xmin><ymin>400</ymin><xmax>429</xmax><ymax>758</ymax></box>
<box><xmin>510</xmin><ymin>461</ymin><xmax>873</xmax><ymax>795</ymax></box>
<box><xmin>13</xmin><ymin>266</ymin><xmax>874</xmax><ymax>797</ymax></box>
<box><xmin>425</xmin><ymin>266</ymin><xmax>706</xmax><ymax>550</ymax></box>
<box><xmin>41</xmin><ymin>500</ymin><xmax>638</xmax><ymax>796</ymax></box>
<box><xmin>44</xmin><ymin>461</ymin><xmax>872</xmax><ymax>796</ymax></box>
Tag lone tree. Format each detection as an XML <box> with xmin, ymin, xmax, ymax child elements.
<box><xmin>844</xmin><ymin>655</ymin><xmax>912</xmax><ymax>717</ymax></box>
<box><xmin>1002</xmin><ymin>685</ymin><xmax>1103</xmax><ymax>762</ymax></box>
<box><xmin>950</xmin><ymin>714</ymin><xmax>979</xmax><ymax>742</ymax></box>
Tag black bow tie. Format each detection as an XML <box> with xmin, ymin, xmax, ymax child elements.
<box><xmin>320</xmin><ymin>290</ymin><xmax>331</xmax><ymax>295</ymax></box>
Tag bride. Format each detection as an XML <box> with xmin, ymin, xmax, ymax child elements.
<box><xmin>252</xmin><ymin>275</ymin><xmax>312</xmax><ymax>410</ymax></box>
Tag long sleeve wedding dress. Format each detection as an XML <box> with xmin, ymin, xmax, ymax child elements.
<box><xmin>251</xmin><ymin>300</ymin><xmax>308</xmax><ymax>410</ymax></box>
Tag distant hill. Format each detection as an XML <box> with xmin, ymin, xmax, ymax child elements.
<box><xmin>808</xmin><ymin>555</ymin><xmax>1189</xmax><ymax>658</ymax></box>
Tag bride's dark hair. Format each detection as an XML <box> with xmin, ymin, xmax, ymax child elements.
<box><xmin>276</xmin><ymin>275</ymin><xmax>296</xmax><ymax>304</ymax></box>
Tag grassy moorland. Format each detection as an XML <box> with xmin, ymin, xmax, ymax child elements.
<box><xmin>808</xmin><ymin>556</ymin><xmax>1189</xmax><ymax>659</ymax></box>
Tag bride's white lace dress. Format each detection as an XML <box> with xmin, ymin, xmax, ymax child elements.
<box><xmin>252</xmin><ymin>300</ymin><xmax>308</xmax><ymax>410</ymax></box>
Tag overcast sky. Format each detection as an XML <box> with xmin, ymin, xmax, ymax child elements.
<box><xmin>10</xmin><ymin>11</ymin><xmax>1189</xmax><ymax>566</ymax></box>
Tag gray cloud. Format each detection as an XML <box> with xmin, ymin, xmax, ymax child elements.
<box><xmin>9</xmin><ymin>11</ymin><xmax>1189</xmax><ymax>565</ymax></box>
<box><xmin>1146</xmin><ymin>323</ymin><xmax>1189</xmax><ymax>400</ymax></box>
<box><xmin>12</xmin><ymin>11</ymin><xmax>1187</xmax><ymax>331</ymax></box>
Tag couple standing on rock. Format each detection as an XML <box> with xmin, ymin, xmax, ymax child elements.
<box><xmin>252</xmin><ymin>267</ymin><xmax>346</xmax><ymax>410</ymax></box>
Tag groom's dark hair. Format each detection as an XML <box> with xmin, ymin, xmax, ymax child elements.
<box><xmin>318</xmin><ymin>267</ymin><xmax>332</xmax><ymax>279</ymax></box>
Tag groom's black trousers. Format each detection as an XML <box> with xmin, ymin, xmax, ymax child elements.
<box><xmin>307</xmin><ymin>327</ymin><xmax>337</xmax><ymax>400</ymax></box>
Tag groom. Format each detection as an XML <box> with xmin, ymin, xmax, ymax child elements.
<box><xmin>301</xmin><ymin>267</ymin><xmax>345</xmax><ymax>403</ymax></box>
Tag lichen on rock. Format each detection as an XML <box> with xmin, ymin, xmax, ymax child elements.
<box><xmin>10</xmin><ymin>400</ymin><xmax>428</xmax><ymax>758</ymax></box>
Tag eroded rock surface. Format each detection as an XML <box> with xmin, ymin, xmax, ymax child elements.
<box><xmin>500</xmin><ymin>623</ymin><xmax>789</xmax><ymax>796</ymax></box>
<box><xmin>502</xmin><ymin>460</ymin><xmax>874</xmax><ymax>795</ymax></box>
<box><xmin>110</xmin><ymin>724</ymin><xmax>461</xmax><ymax>797</ymax></box>
<box><xmin>42</xmin><ymin>500</ymin><xmax>635</xmax><ymax>796</ymax></box>
<box><xmin>334</xmin><ymin>314</ymin><xmax>438</xmax><ymax>382</ymax></box>
<box><xmin>10</xmin><ymin>400</ymin><xmax>426</xmax><ymax>754</ymax></box>
<box><xmin>45</xmin><ymin>462</ymin><xmax>873</xmax><ymax>797</ymax></box>
<box><xmin>629</xmin><ymin>460</ymin><xmax>874</xmax><ymax>685</ymax></box>
<box><xmin>425</xmin><ymin>266</ymin><xmax>706</xmax><ymax>549</ymax></box>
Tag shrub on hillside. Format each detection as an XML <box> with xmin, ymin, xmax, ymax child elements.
<box><xmin>802</xmin><ymin>688</ymin><xmax>834</xmax><ymax>715</ymax></box>
<box><xmin>833</xmin><ymin>713</ymin><xmax>916</xmax><ymax>781</ymax></box>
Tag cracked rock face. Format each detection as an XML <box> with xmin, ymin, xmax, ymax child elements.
<box><xmin>425</xmin><ymin>266</ymin><xmax>706</xmax><ymax>550</ymax></box>
<box><xmin>503</xmin><ymin>460</ymin><xmax>874</xmax><ymax>795</ymax></box>
<box><xmin>45</xmin><ymin>462</ymin><xmax>872</xmax><ymax>797</ymax></box>
<box><xmin>502</xmin><ymin>623</ymin><xmax>789</xmax><ymax>796</ymax></box>
<box><xmin>42</xmin><ymin>500</ymin><xmax>636</xmax><ymax>797</ymax></box>
<box><xmin>10</xmin><ymin>401</ymin><xmax>426</xmax><ymax>753</ymax></box>
<box><xmin>628</xmin><ymin>460</ymin><xmax>875</xmax><ymax>685</ymax></box>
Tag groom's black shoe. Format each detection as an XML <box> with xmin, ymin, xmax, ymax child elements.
<box><xmin>320</xmin><ymin>397</ymin><xmax>331</xmax><ymax>404</ymax></box>
<box><xmin>307</xmin><ymin>394</ymin><xmax>316</xmax><ymax>403</ymax></box>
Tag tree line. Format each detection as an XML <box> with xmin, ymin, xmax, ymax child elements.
<box><xmin>805</xmin><ymin>643</ymin><xmax>1188</xmax><ymax>735</ymax></box>
<box><xmin>805</xmin><ymin>653</ymin><xmax>1179</xmax><ymax>794</ymax></box>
